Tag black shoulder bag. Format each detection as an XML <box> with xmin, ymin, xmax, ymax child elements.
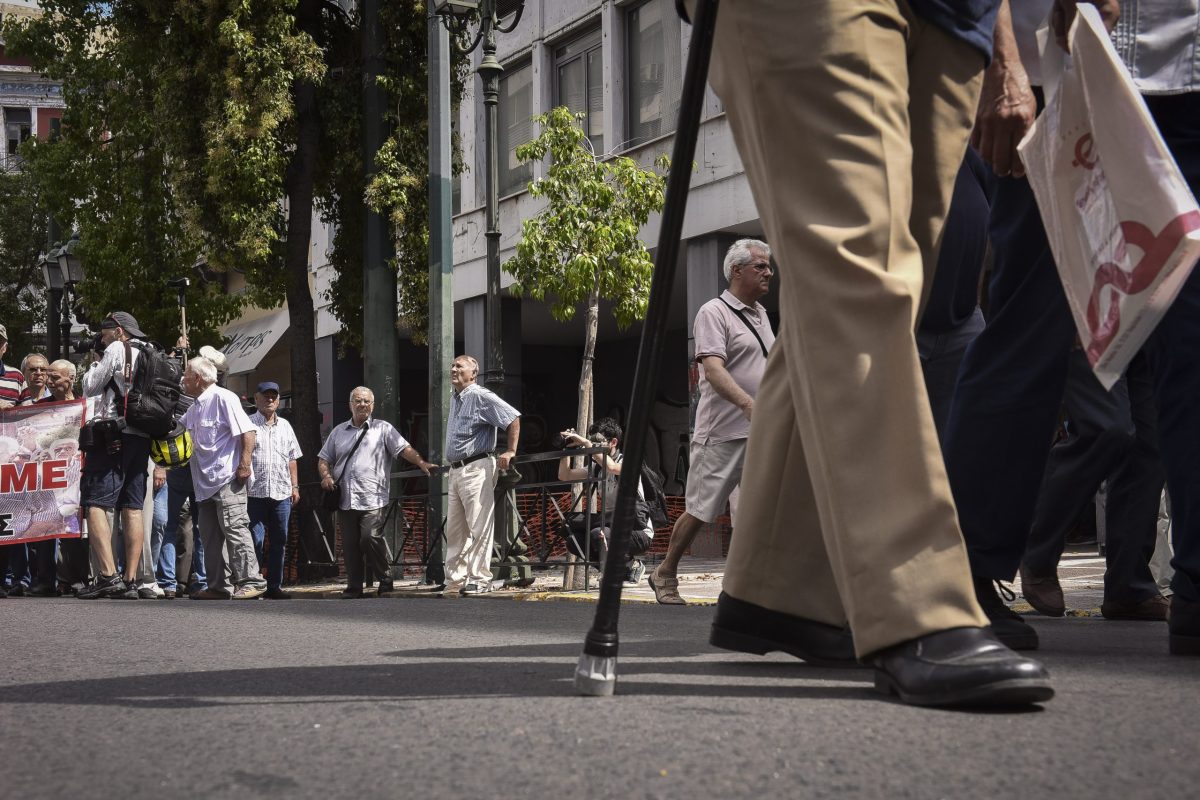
<box><xmin>718</xmin><ymin>298</ymin><xmax>769</xmax><ymax>358</ymax></box>
<box><xmin>322</xmin><ymin>424</ymin><xmax>369</xmax><ymax>513</ymax></box>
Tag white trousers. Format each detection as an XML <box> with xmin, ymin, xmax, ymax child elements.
<box><xmin>445</xmin><ymin>457</ymin><xmax>497</xmax><ymax>589</ymax></box>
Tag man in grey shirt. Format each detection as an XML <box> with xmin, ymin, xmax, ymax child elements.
<box><xmin>443</xmin><ymin>355</ymin><xmax>520</xmax><ymax>595</ymax></box>
<box><xmin>318</xmin><ymin>386</ymin><xmax>433</xmax><ymax>598</ymax></box>
<box><xmin>649</xmin><ymin>239</ymin><xmax>774</xmax><ymax>605</ymax></box>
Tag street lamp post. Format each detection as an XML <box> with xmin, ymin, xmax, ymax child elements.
<box><xmin>56</xmin><ymin>234</ymin><xmax>84</xmax><ymax>359</ymax></box>
<box><xmin>435</xmin><ymin>0</ymin><xmax>525</xmax><ymax>397</ymax></box>
<box><xmin>39</xmin><ymin>250</ymin><xmax>64</xmax><ymax>359</ymax></box>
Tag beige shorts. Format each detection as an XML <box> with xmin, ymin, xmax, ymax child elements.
<box><xmin>684</xmin><ymin>438</ymin><xmax>747</xmax><ymax>523</ymax></box>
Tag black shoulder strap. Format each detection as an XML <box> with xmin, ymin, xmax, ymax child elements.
<box><xmin>333</xmin><ymin>424</ymin><xmax>370</xmax><ymax>484</ymax></box>
<box><xmin>717</xmin><ymin>298</ymin><xmax>769</xmax><ymax>358</ymax></box>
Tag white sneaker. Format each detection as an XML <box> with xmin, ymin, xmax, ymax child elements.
<box><xmin>138</xmin><ymin>582</ymin><xmax>165</xmax><ymax>598</ymax></box>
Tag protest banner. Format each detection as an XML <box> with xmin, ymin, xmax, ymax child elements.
<box><xmin>0</xmin><ymin>398</ymin><xmax>85</xmax><ymax>544</ymax></box>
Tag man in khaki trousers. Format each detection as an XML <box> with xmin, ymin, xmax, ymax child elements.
<box><xmin>689</xmin><ymin>0</ymin><xmax>1055</xmax><ymax>707</ymax></box>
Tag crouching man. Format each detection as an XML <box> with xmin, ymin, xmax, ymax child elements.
<box><xmin>557</xmin><ymin>417</ymin><xmax>656</xmax><ymax>584</ymax></box>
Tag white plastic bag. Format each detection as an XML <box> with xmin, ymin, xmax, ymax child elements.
<box><xmin>1018</xmin><ymin>4</ymin><xmax>1200</xmax><ymax>389</ymax></box>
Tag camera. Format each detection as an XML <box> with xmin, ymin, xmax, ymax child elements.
<box><xmin>167</xmin><ymin>277</ymin><xmax>190</xmax><ymax>290</ymax></box>
<box><xmin>79</xmin><ymin>417</ymin><xmax>125</xmax><ymax>453</ymax></box>
<box><xmin>73</xmin><ymin>332</ymin><xmax>104</xmax><ymax>355</ymax></box>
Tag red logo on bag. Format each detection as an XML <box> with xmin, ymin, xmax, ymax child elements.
<box><xmin>1086</xmin><ymin>211</ymin><xmax>1200</xmax><ymax>362</ymax></box>
<box><xmin>1072</xmin><ymin>134</ymin><xmax>1098</xmax><ymax>170</ymax></box>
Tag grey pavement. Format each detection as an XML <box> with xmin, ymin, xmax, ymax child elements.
<box><xmin>1</xmin><ymin>577</ymin><xmax>1197</xmax><ymax>799</ymax></box>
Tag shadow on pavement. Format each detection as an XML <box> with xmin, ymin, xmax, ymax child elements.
<box><xmin>0</xmin><ymin>658</ymin><xmax>875</xmax><ymax>710</ymax></box>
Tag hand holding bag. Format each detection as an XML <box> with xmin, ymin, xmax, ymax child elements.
<box><xmin>1017</xmin><ymin>4</ymin><xmax>1200</xmax><ymax>388</ymax></box>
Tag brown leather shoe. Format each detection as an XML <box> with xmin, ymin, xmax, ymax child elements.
<box><xmin>1019</xmin><ymin>563</ymin><xmax>1065</xmax><ymax>617</ymax></box>
<box><xmin>648</xmin><ymin>567</ymin><xmax>686</xmax><ymax>605</ymax></box>
<box><xmin>1101</xmin><ymin>594</ymin><xmax>1170</xmax><ymax>621</ymax></box>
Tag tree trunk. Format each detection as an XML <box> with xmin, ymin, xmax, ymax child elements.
<box><xmin>285</xmin><ymin>0</ymin><xmax>322</xmax><ymax>496</ymax></box>
<box><xmin>576</xmin><ymin>279</ymin><xmax>601</xmax><ymax>435</ymax></box>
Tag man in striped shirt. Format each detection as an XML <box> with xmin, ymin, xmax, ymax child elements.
<box><xmin>443</xmin><ymin>355</ymin><xmax>520</xmax><ymax>595</ymax></box>
<box><xmin>0</xmin><ymin>324</ymin><xmax>30</xmax><ymax>409</ymax></box>
<box><xmin>247</xmin><ymin>381</ymin><xmax>301</xmax><ymax>599</ymax></box>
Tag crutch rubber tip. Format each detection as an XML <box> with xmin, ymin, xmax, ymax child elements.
<box><xmin>573</xmin><ymin>653</ymin><xmax>617</xmax><ymax>696</ymax></box>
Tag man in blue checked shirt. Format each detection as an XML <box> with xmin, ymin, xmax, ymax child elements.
<box><xmin>442</xmin><ymin>355</ymin><xmax>520</xmax><ymax>596</ymax></box>
<box><xmin>247</xmin><ymin>381</ymin><xmax>302</xmax><ymax>599</ymax></box>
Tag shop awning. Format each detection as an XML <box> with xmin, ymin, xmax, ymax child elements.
<box><xmin>220</xmin><ymin>309</ymin><xmax>289</xmax><ymax>375</ymax></box>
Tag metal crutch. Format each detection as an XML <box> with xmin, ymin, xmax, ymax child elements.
<box><xmin>574</xmin><ymin>0</ymin><xmax>720</xmax><ymax>697</ymax></box>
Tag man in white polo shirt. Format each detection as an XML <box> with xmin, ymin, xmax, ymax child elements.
<box><xmin>180</xmin><ymin>356</ymin><xmax>266</xmax><ymax>599</ymax></box>
<box><xmin>648</xmin><ymin>239</ymin><xmax>774</xmax><ymax>605</ymax></box>
<box><xmin>318</xmin><ymin>386</ymin><xmax>433</xmax><ymax>598</ymax></box>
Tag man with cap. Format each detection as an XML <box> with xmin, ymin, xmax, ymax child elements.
<box><xmin>247</xmin><ymin>380</ymin><xmax>301</xmax><ymax>599</ymax></box>
<box><xmin>76</xmin><ymin>311</ymin><xmax>153</xmax><ymax>600</ymax></box>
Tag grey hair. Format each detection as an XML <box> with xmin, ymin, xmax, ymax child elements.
<box><xmin>350</xmin><ymin>386</ymin><xmax>375</xmax><ymax>401</ymax></box>
<box><xmin>48</xmin><ymin>359</ymin><xmax>76</xmax><ymax>381</ymax></box>
<box><xmin>21</xmin><ymin>353</ymin><xmax>49</xmax><ymax>370</ymax></box>
<box><xmin>723</xmin><ymin>238</ymin><xmax>771</xmax><ymax>282</ymax></box>
<box><xmin>187</xmin><ymin>356</ymin><xmax>218</xmax><ymax>386</ymax></box>
<box><xmin>454</xmin><ymin>355</ymin><xmax>480</xmax><ymax>375</ymax></box>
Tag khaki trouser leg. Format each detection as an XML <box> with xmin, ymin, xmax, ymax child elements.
<box><xmin>711</xmin><ymin>0</ymin><xmax>988</xmax><ymax>655</ymax></box>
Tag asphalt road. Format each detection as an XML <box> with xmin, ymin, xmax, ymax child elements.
<box><xmin>1</xmin><ymin>595</ymin><xmax>1196</xmax><ymax>799</ymax></box>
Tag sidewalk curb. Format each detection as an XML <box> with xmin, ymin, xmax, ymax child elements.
<box><xmin>281</xmin><ymin>584</ymin><xmax>717</xmax><ymax>605</ymax></box>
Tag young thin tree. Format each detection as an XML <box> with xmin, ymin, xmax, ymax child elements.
<box><xmin>506</xmin><ymin>106</ymin><xmax>668</xmax><ymax>434</ymax></box>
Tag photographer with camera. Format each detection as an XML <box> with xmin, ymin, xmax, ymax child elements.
<box><xmin>557</xmin><ymin>417</ymin><xmax>656</xmax><ymax>586</ymax></box>
<box><xmin>76</xmin><ymin>312</ymin><xmax>153</xmax><ymax>600</ymax></box>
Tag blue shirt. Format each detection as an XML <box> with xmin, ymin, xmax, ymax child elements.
<box><xmin>911</xmin><ymin>0</ymin><xmax>1001</xmax><ymax>61</ymax></box>
<box><xmin>445</xmin><ymin>383</ymin><xmax>520</xmax><ymax>462</ymax></box>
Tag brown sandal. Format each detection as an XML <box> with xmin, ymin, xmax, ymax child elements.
<box><xmin>648</xmin><ymin>568</ymin><xmax>687</xmax><ymax>605</ymax></box>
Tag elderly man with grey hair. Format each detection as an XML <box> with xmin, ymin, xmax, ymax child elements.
<box><xmin>648</xmin><ymin>238</ymin><xmax>775</xmax><ymax>605</ymax></box>
<box><xmin>318</xmin><ymin>386</ymin><xmax>433</xmax><ymax>598</ymax></box>
<box><xmin>179</xmin><ymin>356</ymin><xmax>266</xmax><ymax>599</ymax></box>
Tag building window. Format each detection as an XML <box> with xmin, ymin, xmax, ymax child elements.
<box><xmin>4</xmin><ymin>107</ymin><xmax>32</xmax><ymax>157</ymax></box>
<box><xmin>626</xmin><ymin>0</ymin><xmax>682</xmax><ymax>150</ymax></box>
<box><xmin>555</xmin><ymin>28</ymin><xmax>604</xmax><ymax>155</ymax></box>
<box><xmin>497</xmin><ymin>62</ymin><xmax>534</xmax><ymax>198</ymax></box>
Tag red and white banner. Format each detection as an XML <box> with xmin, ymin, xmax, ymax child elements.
<box><xmin>0</xmin><ymin>399</ymin><xmax>85</xmax><ymax>544</ymax></box>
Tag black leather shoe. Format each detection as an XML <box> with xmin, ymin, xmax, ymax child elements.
<box><xmin>377</xmin><ymin>579</ymin><xmax>394</xmax><ymax>596</ymax></box>
<box><xmin>871</xmin><ymin>627</ymin><xmax>1054</xmax><ymax>707</ymax></box>
<box><xmin>264</xmin><ymin>587</ymin><xmax>292</xmax><ymax>600</ymax></box>
<box><xmin>709</xmin><ymin>592</ymin><xmax>858</xmax><ymax>667</ymax></box>
<box><xmin>341</xmin><ymin>588</ymin><xmax>364</xmax><ymax>599</ymax></box>
<box><xmin>974</xmin><ymin>575</ymin><xmax>1040</xmax><ymax>650</ymax></box>
<box><xmin>1169</xmin><ymin>595</ymin><xmax>1200</xmax><ymax>655</ymax></box>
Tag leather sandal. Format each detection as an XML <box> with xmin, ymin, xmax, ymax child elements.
<box><xmin>648</xmin><ymin>568</ymin><xmax>686</xmax><ymax>605</ymax></box>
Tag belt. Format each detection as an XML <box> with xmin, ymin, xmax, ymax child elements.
<box><xmin>448</xmin><ymin>451</ymin><xmax>492</xmax><ymax>469</ymax></box>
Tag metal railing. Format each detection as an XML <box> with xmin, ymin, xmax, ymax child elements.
<box><xmin>296</xmin><ymin>445</ymin><xmax>615</xmax><ymax>588</ymax></box>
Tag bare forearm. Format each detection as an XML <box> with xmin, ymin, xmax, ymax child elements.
<box><xmin>238</xmin><ymin>431</ymin><xmax>255</xmax><ymax>469</ymax></box>
<box><xmin>504</xmin><ymin>418</ymin><xmax>520</xmax><ymax>455</ymax></box>
<box><xmin>703</xmin><ymin>358</ymin><xmax>753</xmax><ymax>416</ymax></box>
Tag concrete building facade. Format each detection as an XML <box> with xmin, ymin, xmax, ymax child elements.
<box><xmin>451</xmin><ymin>0</ymin><xmax>773</xmax><ymax>491</ymax></box>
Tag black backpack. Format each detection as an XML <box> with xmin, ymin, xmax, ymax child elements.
<box><xmin>639</xmin><ymin>464</ymin><xmax>671</xmax><ymax>529</ymax></box>
<box><xmin>118</xmin><ymin>340</ymin><xmax>183</xmax><ymax>438</ymax></box>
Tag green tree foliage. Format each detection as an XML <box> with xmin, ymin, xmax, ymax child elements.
<box><xmin>355</xmin><ymin>2</ymin><xmax>468</xmax><ymax>347</ymax></box>
<box><xmin>0</xmin><ymin>2</ymin><xmax>321</xmax><ymax>346</ymax></box>
<box><xmin>505</xmin><ymin>106</ymin><xmax>668</xmax><ymax>430</ymax></box>
<box><xmin>0</xmin><ymin>167</ymin><xmax>50</xmax><ymax>359</ymax></box>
